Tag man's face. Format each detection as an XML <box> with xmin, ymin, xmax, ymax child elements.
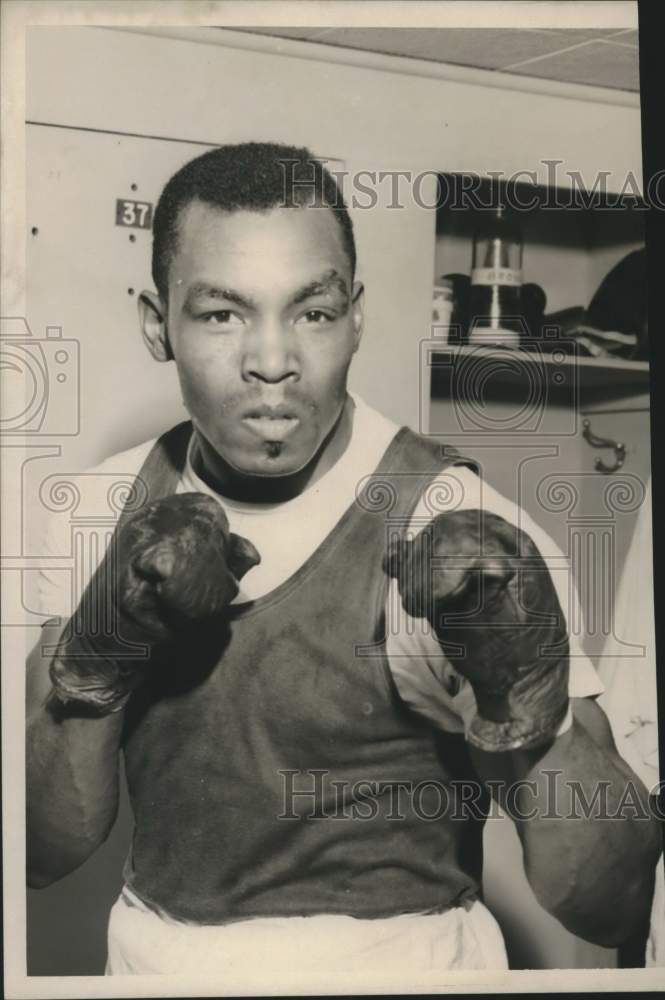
<box><xmin>146</xmin><ymin>201</ymin><xmax>363</xmax><ymax>478</ymax></box>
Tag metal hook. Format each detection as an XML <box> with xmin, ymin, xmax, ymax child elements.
<box><xmin>582</xmin><ymin>418</ymin><xmax>626</xmax><ymax>474</ymax></box>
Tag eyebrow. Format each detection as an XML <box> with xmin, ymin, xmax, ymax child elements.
<box><xmin>184</xmin><ymin>270</ymin><xmax>350</xmax><ymax>312</ymax></box>
<box><xmin>184</xmin><ymin>284</ymin><xmax>257</xmax><ymax>310</ymax></box>
<box><xmin>289</xmin><ymin>270</ymin><xmax>350</xmax><ymax>307</ymax></box>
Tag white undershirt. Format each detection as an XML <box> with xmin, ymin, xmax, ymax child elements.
<box><xmin>178</xmin><ymin>393</ymin><xmax>397</xmax><ymax>603</ymax></box>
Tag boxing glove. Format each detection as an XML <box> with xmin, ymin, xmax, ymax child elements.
<box><xmin>49</xmin><ymin>492</ymin><xmax>260</xmax><ymax>714</ymax></box>
<box><xmin>387</xmin><ymin>509</ymin><xmax>569</xmax><ymax>752</ymax></box>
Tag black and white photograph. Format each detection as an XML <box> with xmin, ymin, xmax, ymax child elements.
<box><xmin>2</xmin><ymin>1</ymin><xmax>663</xmax><ymax>995</ymax></box>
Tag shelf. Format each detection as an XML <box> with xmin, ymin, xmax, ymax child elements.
<box><xmin>426</xmin><ymin>343</ymin><xmax>650</xmax><ymax>407</ymax></box>
<box><xmin>432</xmin><ymin>174</ymin><xmax>648</xmax><ymax>410</ymax></box>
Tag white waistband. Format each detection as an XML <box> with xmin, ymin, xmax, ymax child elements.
<box><xmin>106</xmin><ymin>886</ymin><xmax>508</xmax><ymax>978</ymax></box>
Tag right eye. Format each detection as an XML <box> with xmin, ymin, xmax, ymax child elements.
<box><xmin>200</xmin><ymin>311</ymin><xmax>244</xmax><ymax>328</ymax></box>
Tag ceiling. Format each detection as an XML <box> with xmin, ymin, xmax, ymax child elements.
<box><xmin>229</xmin><ymin>27</ymin><xmax>639</xmax><ymax>92</ymax></box>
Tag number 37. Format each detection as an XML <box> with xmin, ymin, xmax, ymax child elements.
<box><xmin>115</xmin><ymin>199</ymin><xmax>153</xmax><ymax>229</ymax></box>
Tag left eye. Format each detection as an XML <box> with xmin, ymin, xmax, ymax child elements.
<box><xmin>201</xmin><ymin>311</ymin><xmax>244</xmax><ymax>327</ymax></box>
<box><xmin>300</xmin><ymin>310</ymin><xmax>334</xmax><ymax>325</ymax></box>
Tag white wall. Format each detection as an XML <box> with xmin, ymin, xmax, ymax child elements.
<box><xmin>27</xmin><ymin>27</ymin><xmax>642</xmax><ymax>186</ymax></box>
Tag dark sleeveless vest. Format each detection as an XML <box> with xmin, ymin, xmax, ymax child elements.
<box><xmin>119</xmin><ymin>422</ymin><xmax>488</xmax><ymax>924</ymax></box>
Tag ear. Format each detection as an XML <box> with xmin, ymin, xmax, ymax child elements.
<box><xmin>351</xmin><ymin>281</ymin><xmax>364</xmax><ymax>353</ymax></box>
<box><xmin>138</xmin><ymin>290</ymin><xmax>173</xmax><ymax>362</ymax></box>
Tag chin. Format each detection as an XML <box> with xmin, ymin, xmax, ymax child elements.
<box><xmin>253</xmin><ymin>454</ymin><xmax>310</xmax><ymax>478</ymax></box>
<box><xmin>227</xmin><ymin>445</ymin><xmax>311</xmax><ymax>479</ymax></box>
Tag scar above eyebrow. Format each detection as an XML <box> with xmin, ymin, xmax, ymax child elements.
<box><xmin>290</xmin><ymin>270</ymin><xmax>350</xmax><ymax>307</ymax></box>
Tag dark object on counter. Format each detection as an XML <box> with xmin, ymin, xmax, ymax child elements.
<box><xmin>541</xmin><ymin>248</ymin><xmax>647</xmax><ymax>360</ymax></box>
<box><xmin>541</xmin><ymin>305</ymin><xmax>586</xmax><ymax>336</ymax></box>
<box><xmin>521</xmin><ymin>283</ymin><xmax>548</xmax><ymax>340</ymax></box>
<box><xmin>586</xmin><ymin>248</ymin><xmax>648</xmax><ymax>359</ymax></box>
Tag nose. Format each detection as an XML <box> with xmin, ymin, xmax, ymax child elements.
<box><xmin>242</xmin><ymin>323</ymin><xmax>300</xmax><ymax>384</ymax></box>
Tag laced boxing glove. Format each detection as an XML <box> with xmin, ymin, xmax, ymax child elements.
<box><xmin>49</xmin><ymin>492</ymin><xmax>260</xmax><ymax>714</ymax></box>
<box><xmin>387</xmin><ymin>509</ymin><xmax>569</xmax><ymax>752</ymax></box>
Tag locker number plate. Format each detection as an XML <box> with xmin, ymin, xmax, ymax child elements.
<box><xmin>115</xmin><ymin>199</ymin><xmax>153</xmax><ymax>229</ymax></box>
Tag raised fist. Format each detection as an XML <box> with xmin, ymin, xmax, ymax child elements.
<box><xmin>386</xmin><ymin>509</ymin><xmax>569</xmax><ymax>752</ymax></box>
<box><xmin>50</xmin><ymin>493</ymin><xmax>260</xmax><ymax>713</ymax></box>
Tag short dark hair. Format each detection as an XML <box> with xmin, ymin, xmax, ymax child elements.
<box><xmin>151</xmin><ymin>142</ymin><xmax>356</xmax><ymax>298</ymax></box>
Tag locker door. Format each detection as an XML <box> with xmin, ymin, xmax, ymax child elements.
<box><xmin>26</xmin><ymin>123</ymin><xmax>205</xmax><ymax>468</ymax></box>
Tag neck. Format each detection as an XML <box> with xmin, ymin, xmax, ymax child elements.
<box><xmin>192</xmin><ymin>395</ymin><xmax>355</xmax><ymax>504</ymax></box>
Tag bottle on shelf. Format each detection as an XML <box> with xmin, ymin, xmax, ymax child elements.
<box><xmin>468</xmin><ymin>206</ymin><xmax>524</xmax><ymax>348</ymax></box>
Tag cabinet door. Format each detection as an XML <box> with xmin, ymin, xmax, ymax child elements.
<box><xmin>574</xmin><ymin>404</ymin><xmax>652</xmax><ymax>663</ymax></box>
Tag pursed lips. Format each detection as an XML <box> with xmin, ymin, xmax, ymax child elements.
<box><xmin>243</xmin><ymin>403</ymin><xmax>300</xmax><ymax>419</ymax></box>
<box><xmin>241</xmin><ymin>403</ymin><xmax>301</xmax><ymax>440</ymax></box>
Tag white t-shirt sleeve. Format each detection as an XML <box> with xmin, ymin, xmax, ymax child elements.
<box><xmin>385</xmin><ymin>465</ymin><xmax>604</xmax><ymax>736</ymax></box>
<box><xmin>37</xmin><ymin>506</ymin><xmax>77</xmax><ymax>622</ymax></box>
